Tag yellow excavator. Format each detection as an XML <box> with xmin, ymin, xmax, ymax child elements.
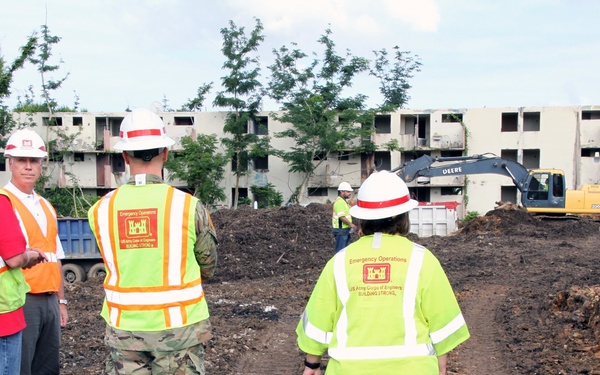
<box><xmin>392</xmin><ymin>153</ymin><xmax>600</xmax><ymax>215</ymax></box>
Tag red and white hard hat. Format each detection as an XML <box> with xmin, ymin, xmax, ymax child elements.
<box><xmin>4</xmin><ymin>128</ymin><xmax>48</xmax><ymax>158</ymax></box>
<box><xmin>350</xmin><ymin>170</ymin><xmax>418</xmax><ymax>220</ymax></box>
<box><xmin>113</xmin><ymin>108</ymin><xmax>175</xmax><ymax>151</ymax></box>
<box><xmin>337</xmin><ymin>181</ymin><xmax>353</xmax><ymax>192</ymax></box>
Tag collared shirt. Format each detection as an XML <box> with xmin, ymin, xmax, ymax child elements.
<box><xmin>3</xmin><ymin>181</ymin><xmax>65</xmax><ymax>259</ymax></box>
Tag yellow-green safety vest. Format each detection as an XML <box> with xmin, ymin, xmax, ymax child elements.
<box><xmin>0</xmin><ymin>191</ymin><xmax>30</xmax><ymax>313</ymax></box>
<box><xmin>89</xmin><ymin>183</ymin><xmax>209</xmax><ymax>332</ymax></box>
<box><xmin>332</xmin><ymin>196</ymin><xmax>352</xmax><ymax>229</ymax></box>
<box><xmin>296</xmin><ymin>234</ymin><xmax>470</xmax><ymax>374</ymax></box>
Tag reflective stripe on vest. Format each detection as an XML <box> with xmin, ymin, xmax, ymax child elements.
<box><xmin>92</xmin><ymin>185</ymin><xmax>204</xmax><ymax>329</ymax></box>
<box><xmin>301</xmin><ymin>239</ymin><xmax>439</xmax><ymax>361</ymax></box>
<box><xmin>0</xmin><ymin>189</ymin><xmax>59</xmax><ymax>293</ymax></box>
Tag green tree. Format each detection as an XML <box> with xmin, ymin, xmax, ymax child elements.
<box><xmin>0</xmin><ymin>34</ymin><xmax>37</xmax><ymax>149</ymax></box>
<box><xmin>180</xmin><ymin>82</ymin><xmax>213</xmax><ymax>111</ymax></box>
<box><xmin>213</xmin><ymin>18</ymin><xmax>268</xmax><ymax>208</ymax></box>
<box><xmin>28</xmin><ymin>24</ymin><xmax>70</xmax><ymax>113</ymax></box>
<box><xmin>21</xmin><ymin>24</ymin><xmax>92</xmax><ymax>218</ymax></box>
<box><xmin>370</xmin><ymin>46</ymin><xmax>422</xmax><ymax>112</ymax></box>
<box><xmin>267</xmin><ymin>28</ymin><xmax>374</xmax><ymax>203</ymax></box>
<box><xmin>250</xmin><ymin>183</ymin><xmax>283</xmax><ymax>208</ymax></box>
<box><xmin>164</xmin><ymin>134</ymin><xmax>228</xmax><ymax>207</ymax></box>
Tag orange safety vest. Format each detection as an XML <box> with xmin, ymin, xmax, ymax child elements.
<box><xmin>0</xmin><ymin>189</ymin><xmax>60</xmax><ymax>294</ymax></box>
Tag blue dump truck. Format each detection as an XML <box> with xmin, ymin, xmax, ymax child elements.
<box><xmin>58</xmin><ymin>218</ymin><xmax>106</xmax><ymax>283</ymax></box>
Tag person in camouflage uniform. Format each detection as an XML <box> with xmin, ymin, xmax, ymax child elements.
<box><xmin>88</xmin><ymin>109</ymin><xmax>218</xmax><ymax>374</ymax></box>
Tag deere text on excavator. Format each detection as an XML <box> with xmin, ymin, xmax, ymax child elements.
<box><xmin>392</xmin><ymin>153</ymin><xmax>600</xmax><ymax>215</ymax></box>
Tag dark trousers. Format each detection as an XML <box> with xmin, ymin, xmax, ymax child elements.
<box><xmin>21</xmin><ymin>293</ymin><xmax>60</xmax><ymax>375</ymax></box>
<box><xmin>333</xmin><ymin>228</ymin><xmax>352</xmax><ymax>253</ymax></box>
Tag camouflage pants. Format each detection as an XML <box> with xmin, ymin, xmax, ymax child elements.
<box><xmin>104</xmin><ymin>344</ymin><xmax>205</xmax><ymax>374</ymax></box>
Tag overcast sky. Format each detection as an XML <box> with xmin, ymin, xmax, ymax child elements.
<box><xmin>1</xmin><ymin>0</ymin><xmax>598</xmax><ymax>113</ymax></box>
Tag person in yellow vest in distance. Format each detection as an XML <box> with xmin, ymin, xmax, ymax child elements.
<box><xmin>297</xmin><ymin>170</ymin><xmax>470</xmax><ymax>374</ymax></box>
<box><xmin>88</xmin><ymin>108</ymin><xmax>218</xmax><ymax>375</ymax></box>
<box><xmin>332</xmin><ymin>182</ymin><xmax>358</xmax><ymax>253</ymax></box>
<box><xmin>1</xmin><ymin>128</ymin><xmax>69</xmax><ymax>375</ymax></box>
<box><xmin>0</xmin><ymin>191</ymin><xmax>47</xmax><ymax>375</ymax></box>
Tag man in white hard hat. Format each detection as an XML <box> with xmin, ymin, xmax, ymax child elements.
<box><xmin>332</xmin><ymin>181</ymin><xmax>358</xmax><ymax>253</ymax></box>
<box><xmin>88</xmin><ymin>108</ymin><xmax>218</xmax><ymax>374</ymax></box>
<box><xmin>1</xmin><ymin>128</ymin><xmax>69</xmax><ymax>375</ymax></box>
<box><xmin>297</xmin><ymin>170</ymin><xmax>469</xmax><ymax>374</ymax></box>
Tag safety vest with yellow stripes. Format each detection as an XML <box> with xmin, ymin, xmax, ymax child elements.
<box><xmin>0</xmin><ymin>189</ymin><xmax>60</xmax><ymax>294</ymax></box>
<box><xmin>0</xmin><ymin>191</ymin><xmax>30</xmax><ymax>313</ymax></box>
<box><xmin>332</xmin><ymin>196</ymin><xmax>352</xmax><ymax>229</ymax></box>
<box><xmin>296</xmin><ymin>234</ymin><xmax>470</xmax><ymax>374</ymax></box>
<box><xmin>88</xmin><ymin>183</ymin><xmax>209</xmax><ymax>332</ymax></box>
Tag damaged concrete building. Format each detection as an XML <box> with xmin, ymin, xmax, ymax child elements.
<box><xmin>1</xmin><ymin>105</ymin><xmax>599</xmax><ymax>218</ymax></box>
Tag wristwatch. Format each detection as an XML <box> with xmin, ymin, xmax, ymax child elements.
<box><xmin>304</xmin><ymin>359</ymin><xmax>320</xmax><ymax>369</ymax></box>
<box><xmin>59</xmin><ymin>299</ymin><xmax>68</xmax><ymax>305</ymax></box>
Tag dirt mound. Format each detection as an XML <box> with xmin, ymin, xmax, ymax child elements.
<box><xmin>457</xmin><ymin>207</ymin><xmax>600</xmax><ymax>239</ymax></box>
<box><xmin>210</xmin><ymin>204</ymin><xmax>334</xmax><ymax>282</ymax></box>
<box><xmin>59</xmin><ymin>203</ymin><xmax>600</xmax><ymax>374</ymax></box>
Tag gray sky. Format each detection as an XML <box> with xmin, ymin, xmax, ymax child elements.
<box><xmin>1</xmin><ymin>0</ymin><xmax>598</xmax><ymax>112</ymax></box>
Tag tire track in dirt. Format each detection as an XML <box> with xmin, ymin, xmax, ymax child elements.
<box><xmin>452</xmin><ymin>284</ymin><xmax>510</xmax><ymax>375</ymax></box>
<box><xmin>230</xmin><ymin>314</ymin><xmax>305</xmax><ymax>375</ymax></box>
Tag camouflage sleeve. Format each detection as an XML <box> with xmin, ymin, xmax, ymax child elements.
<box><xmin>194</xmin><ymin>201</ymin><xmax>218</xmax><ymax>279</ymax></box>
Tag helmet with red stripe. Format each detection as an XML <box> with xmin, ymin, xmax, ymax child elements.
<box><xmin>350</xmin><ymin>170</ymin><xmax>418</xmax><ymax>220</ymax></box>
<box><xmin>4</xmin><ymin>128</ymin><xmax>48</xmax><ymax>158</ymax></box>
<box><xmin>114</xmin><ymin>108</ymin><xmax>175</xmax><ymax>151</ymax></box>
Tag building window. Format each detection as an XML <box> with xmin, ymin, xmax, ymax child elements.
<box><xmin>501</xmin><ymin>186</ymin><xmax>518</xmax><ymax>204</ymax></box>
<box><xmin>441</xmin><ymin>150</ymin><xmax>463</xmax><ymax>157</ymax></box>
<box><xmin>522</xmin><ymin>149</ymin><xmax>540</xmax><ymax>169</ymax></box>
<box><xmin>501</xmin><ymin>113</ymin><xmax>518</xmax><ymax>132</ymax></box>
<box><xmin>43</xmin><ymin>117</ymin><xmax>63</xmax><ymax>126</ymax></box>
<box><xmin>374</xmin><ymin>151</ymin><xmax>391</xmax><ymax>171</ymax></box>
<box><xmin>400</xmin><ymin>115</ymin><xmax>416</xmax><ymax>135</ymax></box>
<box><xmin>74</xmin><ymin>153</ymin><xmax>85</xmax><ymax>162</ymax></box>
<box><xmin>408</xmin><ymin>187</ymin><xmax>429</xmax><ymax>202</ymax></box>
<box><xmin>96</xmin><ymin>117</ymin><xmax>124</xmax><ymax>136</ymax></box>
<box><xmin>338</xmin><ymin>151</ymin><xmax>352</xmax><ymax>160</ymax></box>
<box><xmin>253</xmin><ymin>116</ymin><xmax>268</xmax><ymax>135</ymax></box>
<box><xmin>308</xmin><ymin>187</ymin><xmax>328</xmax><ymax>196</ymax></box>
<box><xmin>73</xmin><ymin>117</ymin><xmax>83</xmax><ymax>126</ymax></box>
<box><xmin>582</xmin><ymin>110</ymin><xmax>600</xmax><ymax>120</ymax></box>
<box><xmin>0</xmin><ymin>157</ymin><xmax>5</xmax><ymax>171</ymax></box>
<box><xmin>48</xmin><ymin>150</ymin><xmax>63</xmax><ymax>162</ymax></box>
<box><xmin>523</xmin><ymin>112</ymin><xmax>540</xmax><ymax>131</ymax></box>
<box><xmin>174</xmin><ymin>116</ymin><xmax>194</xmax><ymax>126</ymax></box>
<box><xmin>112</xmin><ymin>153</ymin><xmax>125</xmax><ymax>173</ymax></box>
<box><xmin>313</xmin><ymin>151</ymin><xmax>327</xmax><ymax>161</ymax></box>
<box><xmin>441</xmin><ymin>187</ymin><xmax>462</xmax><ymax>195</ymax></box>
<box><xmin>232</xmin><ymin>152</ymin><xmax>249</xmax><ymax>172</ymax></box>
<box><xmin>374</xmin><ymin>115</ymin><xmax>391</xmax><ymax>134</ymax></box>
<box><xmin>401</xmin><ymin>151</ymin><xmax>430</xmax><ymax>165</ymax></box>
<box><xmin>441</xmin><ymin>113</ymin><xmax>463</xmax><ymax>123</ymax></box>
<box><xmin>501</xmin><ymin>149</ymin><xmax>518</xmax><ymax>162</ymax></box>
<box><xmin>232</xmin><ymin>187</ymin><xmax>248</xmax><ymax>206</ymax></box>
<box><xmin>581</xmin><ymin>148</ymin><xmax>600</xmax><ymax>157</ymax></box>
<box><xmin>253</xmin><ymin>155</ymin><xmax>268</xmax><ymax>171</ymax></box>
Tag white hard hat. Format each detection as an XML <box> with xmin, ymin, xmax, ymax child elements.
<box><xmin>338</xmin><ymin>181</ymin><xmax>353</xmax><ymax>192</ymax></box>
<box><xmin>350</xmin><ymin>171</ymin><xmax>418</xmax><ymax>220</ymax></box>
<box><xmin>4</xmin><ymin>128</ymin><xmax>48</xmax><ymax>158</ymax></box>
<box><xmin>113</xmin><ymin>108</ymin><xmax>175</xmax><ymax>151</ymax></box>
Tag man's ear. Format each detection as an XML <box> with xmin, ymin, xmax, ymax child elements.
<box><xmin>161</xmin><ymin>148</ymin><xmax>169</xmax><ymax>162</ymax></box>
<box><xmin>122</xmin><ymin>151</ymin><xmax>131</xmax><ymax>165</ymax></box>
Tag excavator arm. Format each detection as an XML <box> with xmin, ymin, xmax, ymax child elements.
<box><xmin>391</xmin><ymin>153</ymin><xmax>531</xmax><ymax>192</ymax></box>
